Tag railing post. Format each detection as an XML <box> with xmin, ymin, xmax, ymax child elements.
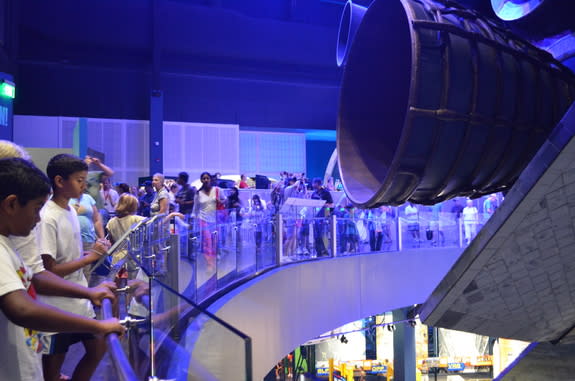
<box><xmin>166</xmin><ymin>232</ymin><xmax>181</xmax><ymax>340</ymax></box>
<box><xmin>398</xmin><ymin>217</ymin><xmax>403</xmax><ymax>251</ymax></box>
<box><xmin>190</xmin><ymin>218</ymin><xmax>198</xmax><ymax>303</ymax></box>
<box><xmin>213</xmin><ymin>229</ymin><xmax>219</xmax><ymax>279</ymax></box>
<box><xmin>276</xmin><ymin>214</ymin><xmax>283</xmax><ymax>264</ymax></box>
<box><xmin>148</xmin><ymin>272</ymin><xmax>156</xmax><ymax>379</ymax></box>
<box><xmin>331</xmin><ymin>214</ymin><xmax>338</xmax><ymax>257</ymax></box>
<box><xmin>393</xmin><ymin>207</ymin><xmax>400</xmax><ymax>252</ymax></box>
<box><xmin>459</xmin><ymin>218</ymin><xmax>464</xmax><ymax>248</ymax></box>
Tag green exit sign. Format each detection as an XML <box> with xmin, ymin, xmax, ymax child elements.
<box><xmin>0</xmin><ymin>81</ymin><xmax>15</xmax><ymax>99</ymax></box>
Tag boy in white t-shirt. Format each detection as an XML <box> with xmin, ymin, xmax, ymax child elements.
<box><xmin>0</xmin><ymin>140</ymin><xmax>118</xmax><ymax>306</ymax></box>
<box><xmin>37</xmin><ymin>154</ymin><xmax>115</xmax><ymax>381</ymax></box>
<box><xmin>0</xmin><ymin>158</ymin><xmax>124</xmax><ymax>381</ymax></box>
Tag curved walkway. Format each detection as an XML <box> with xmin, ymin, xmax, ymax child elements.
<box><xmin>193</xmin><ymin>247</ymin><xmax>463</xmax><ymax>380</ymax></box>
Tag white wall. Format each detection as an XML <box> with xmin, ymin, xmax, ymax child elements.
<box><xmin>13</xmin><ymin>115</ymin><xmax>243</xmax><ymax>186</ymax></box>
<box><xmin>14</xmin><ymin>116</ymin><xmax>309</xmax><ymax>186</ymax></box>
<box><xmin>14</xmin><ymin>115</ymin><xmax>150</xmax><ymax>186</ymax></box>
<box><xmin>163</xmin><ymin>121</ymin><xmax>239</xmax><ymax>181</ymax></box>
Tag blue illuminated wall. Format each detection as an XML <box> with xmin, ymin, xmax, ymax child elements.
<box><xmin>306</xmin><ymin>139</ymin><xmax>336</xmax><ymax>180</ymax></box>
<box><xmin>240</xmin><ymin>131</ymin><xmax>306</xmax><ymax>178</ymax></box>
<box><xmin>239</xmin><ymin>128</ymin><xmax>336</xmax><ymax>179</ymax></box>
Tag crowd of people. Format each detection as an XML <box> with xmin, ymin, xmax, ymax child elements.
<box><xmin>264</xmin><ymin>173</ymin><xmax>501</xmax><ymax>254</ymax></box>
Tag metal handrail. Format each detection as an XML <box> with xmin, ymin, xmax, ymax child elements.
<box><xmin>88</xmin><ymin>217</ymin><xmax>150</xmax><ymax>275</ymax></box>
<box><xmin>101</xmin><ymin>298</ymin><xmax>139</xmax><ymax>381</ymax></box>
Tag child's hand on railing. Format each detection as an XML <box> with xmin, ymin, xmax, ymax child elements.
<box><xmin>97</xmin><ymin>318</ymin><xmax>126</xmax><ymax>337</ymax></box>
<box><xmin>88</xmin><ymin>282</ymin><xmax>117</xmax><ymax>306</ymax></box>
<box><xmin>96</xmin><ymin>237</ymin><xmax>111</xmax><ymax>249</ymax></box>
<box><xmin>127</xmin><ymin>279</ymin><xmax>149</xmax><ymax>303</ymax></box>
<box><xmin>84</xmin><ymin>241</ymin><xmax>108</xmax><ymax>263</ymax></box>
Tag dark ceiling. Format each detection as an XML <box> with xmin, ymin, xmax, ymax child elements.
<box><xmin>2</xmin><ymin>0</ymin><xmax>573</xmax><ymax>130</ymax></box>
<box><xmin>2</xmin><ymin>0</ymin><xmax>346</xmax><ymax>129</ymax></box>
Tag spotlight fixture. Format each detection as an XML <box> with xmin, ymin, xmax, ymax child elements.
<box><xmin>340</xmin><ymin>335</ymin><xmax>348</xmax><ymax>344</ymax></box>
<box><xmin>408</xmin><ymin>320</ymin><xmax>417</xmax><ymax>328</ymax></box>
<box><xmin>387</xmin><ymin>324</ymin><xmax>395</xmax><ymax>332</ymax></box>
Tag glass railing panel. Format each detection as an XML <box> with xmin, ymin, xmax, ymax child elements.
<box><xmin>279</xmin><ymin>216</ymin><xmax>333</xmax><ymax>262</ymax></box>
<box><xmin>281</xmin><ymin>216</ymin><xmax>296</xmax><ymax>260</ymax></box>
<box><xmin>131</xmin><ymin>214</ymin><xmax>172</xmax><ymax>277</ymax></box>
<box><xmin>182</xmin><ymin>217</ymin><xmax>216</xmax><ymax>301</ymax></box>
<box><xmin>93</xmin><ymin>240</ymin><xmax>151</xmax><ymax>381</ymax></box>
<box><xmin>215</xmin><ymin>220</ymin><xmax>240</xmax><ymax>290</ymax></box>
<box><xmin>237</xmin><ymin>218</ymin><xmax>259</xmax><ymax>276</ymax></box>
<box><xmin>331</xmin><ymin>211</ymin><xmax>400</xmax><ymax>256</ymax></box>
<box><xmin>282</xmin><ymin>216</ymin><xmax>311</xmax><ymax>262</ymax></box>
<box><xmin>310</xmin><ymin>216</ymin><xmax>334</xmax><ymax>258</ymax></box>
<box><xmin>234</xmin><ymin>216</ymin><xmax>276</xmax><ymax>276</ymax></box>
<box><xmin>118</xmin><ymin>199</ymin><xmax>498</xmax><ymax>322</ymax></box>
<box><xmin>179</xmin><ymin>216</ymin><xmax>199</xmax><ymax>303</ymax></box>
<box><xmin>143</xmin><ymin>279</ymin><xmax>252</xmax><ymax>380</ymax></box>
<box><xmin>97</xmin><ymin>212</ymin><xmax>256</xmax><ymax>380</ymax></box>
<box><xmin>255</xmin><ymin>219</ymin><xmax>276</xmax><ymax>271</ymax></box>
<box><xmin>359</xmin><ymin>208</ymin><xmax>399</xmax><ymax>253</ymax></box>
<box><xmin>293</xmin><ymin>218</ymin><xmax>314</xmax><ymax>260</ymax></box>
<box><xmin>398</xmin><ymin>211</ymin><xmax>464</xmax><ymax>249</ymax></box>
<box><xmin>435</xmin><ymin>211</ymin><xmax>464</xmax><ymax>247</ymax></box>
<box><xmin>179</xmin><ymin>216</ymin><xmax>274</xmax><ymax>304</ymax></box>
<box><xmin>99</xmin><ymin>259</ymin><xmax>253</xmax><ymax>380</ymax></box>
<box><xmin>334</xmin><ymin>215</ymin><xmax>369</xmax><ymax>255</ymax></box>
<box><xmin>398</xmin><ymin>212</ymin><xmax>423</xmax><ymax>250</ymax></box>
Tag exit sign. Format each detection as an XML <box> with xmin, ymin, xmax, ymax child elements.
<box><xmin>0</xmin><ymin>81</ymin><xmax>14</xmax><ymax>99</ymax></box>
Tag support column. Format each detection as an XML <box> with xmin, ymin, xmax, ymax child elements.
<box><xmin>0</xmin><ymin>72</ymin><xmax>14</xmax><ymax>141</ymax></box>
<box><xmin>73</xmin><ymin>118</ymin><xmax>87</xmax><ymax>158</ymax></box>
<box><xmin>0</xmin><ymin>0</ymin><xmax>19</xmax><ymax>141</ymax></box>
<box><xmin>393</xmin><ymin>308</ymin><xmax>416</xmax><ymax>381</ymax></box>
<box><xmin>149</xmin><ymin>90</ymin><xmax>163</xmax><ymax>175</ymax></box>
<box><xmin>149</xmin><ymin>0</ymin><xmax>163</xmax><ymax>175</ymax></box>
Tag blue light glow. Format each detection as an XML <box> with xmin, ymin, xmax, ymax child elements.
<box><xmin>305</xmin><ymin>129</ymin><xmax>336</xmax><ymax>141</ymax></box>
<box><xmin>491</xmin><ymin>0</ymin><xmax>544</xmax><ymax>21</ymax></box>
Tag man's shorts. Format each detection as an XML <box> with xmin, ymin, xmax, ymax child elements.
<box><xmin>41</xmin><ymin>332</ymin><xmax>97</xmax><ymax>355</ymax></box>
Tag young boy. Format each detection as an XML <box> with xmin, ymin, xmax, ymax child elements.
<box><xmin>0</xmin><ymin>158</ymin><xmax>124</xmax><ymax>381</ymax></box>
<box><xmin>0</xmin><ymin>140</ymin><xmax>118</xmax><ymax>313</ymax></box>
<box><xmin>36</xmin><ymin>153</ymin><xmax>115</xmax><ymax>381</ymax></box>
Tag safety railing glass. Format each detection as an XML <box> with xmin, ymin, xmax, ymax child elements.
<box><xmin>181</xmin><ymin>214</ymin><xmax>277</xmax><ymax>302</ymax></box>
<box><xmin>397</xmin><ymin>211</ymin><xmax>464</xmax><ymax>250</ymax></box>
<box><xmin>139</xmin><ymin>278</ymin><xmax>252</xmax><ymax>381</ymax></box>
<box><xmin>98</xmin><ymin>194</ymin><xmax>501</xmax><ymax>380</ymax></box>
<box><xmin>97</xmin><ymin>213</ymin><xmax>253</xmax><ymax>381</ymax></box>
